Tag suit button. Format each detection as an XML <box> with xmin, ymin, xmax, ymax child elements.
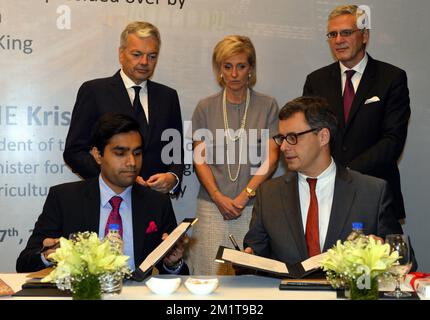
<box><xmin>342</xmin><ymin>146</ymin><xmax>348</xmax><ymax>152</ymax></box>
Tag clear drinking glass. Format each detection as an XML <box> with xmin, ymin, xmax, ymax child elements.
<box><xmin>384</xmin><ymin>234</ymin><xmax>412</xmax><ymax>298</ymax></box>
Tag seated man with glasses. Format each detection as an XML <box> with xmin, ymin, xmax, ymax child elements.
<box><xmin>303</xmin><ymin>4</ymin><xmax>410</xmax><ymax>222</ymax></box>
<box><xmin>243</xmin><ymin>96</ymin><xmax>407</xmax><ymax>267</ymax></box>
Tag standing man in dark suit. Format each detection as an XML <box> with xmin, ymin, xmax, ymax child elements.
<box><xmin>243</xmin><ymin>96</ymin><xmax>404</xmax><ymax>265</ymax></box>
<box><xmin>64</xmin><ymin>21</ymin><xmax>184</xmax><ymax>194</ymax></box>
<box><xmin>303</xmin><ymin>5</ymin><xmax>411</xmax><ymax>220</ymax></box>
<box><xmin>17</xmin><ymin>114</ymin><xmax>188</xmax><ymax>274</ymax></box>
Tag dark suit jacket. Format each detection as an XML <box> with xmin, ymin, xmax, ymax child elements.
<box><xmin>303</xmin><ymin>55</ymin><xmax>411</xmax><ymax>219</ymax></box>
<box><xmin>243</xmin><ymin>166</ymin><xmax>404</xmax><ymax>265</ymax></box>
<box><xmin>63</xmin><ymin>71</ymin><xmax>184</xmax><ymax>186</ymax></box>
<box><xmin>16</xmin><ymin>178</ymin><xmax>188</xmax><ymax>274</ymax></box>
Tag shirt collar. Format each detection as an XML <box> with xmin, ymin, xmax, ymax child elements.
<box><xmin>99</xmin><ymin>175</ymin><xmax>132</xmax><ymax>209</ymax></box>
<box><xmin>120</xmin><ymin>69</ymin><xmax>147</xmax><ymax>92</ymax></box>
<box><xmin>298</xmin><ymin>158</ymin><xmax>336</xmax><ymax>184</ymax></box>
<box><xmin>339</xmin><ymin>53</ymin><xmax>368</xmax><ymax>75</ymax></box>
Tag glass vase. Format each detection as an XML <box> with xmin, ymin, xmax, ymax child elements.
<box><xmin>100</xmin><ymin>272</ymin><xmax>123</xmax><ymax>298</ymax></box>
<box><xmin>72</xmin><ymin>274</ymin><xmax>102</xmax><ymax>300</ymax></box>
<box><xmin>349</xmin><ymin>277</ymin><xmax>379</xmax><ymax>300</ymax></box>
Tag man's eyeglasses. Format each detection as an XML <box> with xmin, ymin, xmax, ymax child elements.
<box><xmin>272</xmin><ymin>128</ymin><xmax>318</xmax><ymax>146</ymax></box>
<box><xmin>326</xmin><ymin>29</ymin><xmax>361</xmax><ymax>39</ymax></box>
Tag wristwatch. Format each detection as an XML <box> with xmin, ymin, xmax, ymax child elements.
<box><xmin>245</xmin><ymin>187</ymin><xmax>256</xmax><ymax>199</ymax></box>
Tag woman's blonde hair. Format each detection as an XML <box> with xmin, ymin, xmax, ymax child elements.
<box><xmin>212</xmin><ymin>35</ymin><xmax>257</xmax><ymax>87</ymax></box>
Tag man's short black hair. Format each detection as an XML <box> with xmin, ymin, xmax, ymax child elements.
<box><xmin>91</xmin><ymin>113</ymin><xmax>142</xmax><ymax>155</ymax></box>
<box><xmin>279</xmin><ymin>96</ymin><xmax>337</xmax><ymax>142</ymax></box>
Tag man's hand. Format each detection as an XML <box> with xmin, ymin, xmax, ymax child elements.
<box><xmin>41</xmin><ymin>238</ymin><xmax>60</xmax><ymax>260</ymax></box>
<box><xmin>244</xmin><ymin>247</ymin><xmax>254</xmax><ymax>255</ymax></box>
<box><xmin>369</xmin><ymin>234</ymin><xmax>384</xmax><ymax>243</ymax></box>
<box><xmin>162</xmin><ymin>233</ymin><xmax>188</xmax><ymax>268</ymax></box>
<box><xmin>135</xmin><ymin>176</ymin><xmax>148</xmax><ymax>187</ymax></box>
<box><xmin>146</xmin><ymin>173</ymin><xmax>177</xmax><ymax>193</ymax></box>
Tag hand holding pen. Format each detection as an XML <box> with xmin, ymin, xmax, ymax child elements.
<box><xmin>229</xmin><ymin>234</ymin><xmax>241</xmax><ymax>251</ymax></box>
<box><xmin>229</xmin><ymin>234</ymin><xmax>254</xmax><ymax>254</ymax></box>
<box><xmin>229</xmin><ymin>234</ymin><xmax>256</xmax><ymax>275</ymax></box>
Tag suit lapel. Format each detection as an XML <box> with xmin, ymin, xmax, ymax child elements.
<box><xmin>345</xmin><ymin>56</ymin><xmax>377</xmax><ymax>128</ymax></box>
<box><xmin>109</xmin><ymin>71</ymin><xmax>134</xmax><ymax>113</ymax></box>
<box><xmin>323</xmin><ymin>166</ymin><xmax>356</xmax><ymax>251</ymax></box>
<box><xmin>82</xmin><ymin>179</ymin><xmax>101</xmax><ymax>233</ymax></box>
<box><xmin>328</xmin><ymin>64</ymin><xmax>346</xmax><ymax>131</ymax></box>
<box><xmin>131</xmin><ymin>184</ymin><xmax>146</xmax><ymax>266</ymax></box>
<box><xmin>145</xmin><ymin>80</ymin><xmax>157</xmax><ymax>147</ymax></box>
<box><xmin>281</xmin><ymin>173</ymin><xmax>308</xmax><ymax>260</ymax></box>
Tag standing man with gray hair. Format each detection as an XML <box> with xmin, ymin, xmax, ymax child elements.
<box><xmin>64</xmin><ymin>21</ymin><xmax>184</xmax><ymax>195</ymax></box>
<box><xmin>303</xmin><ymin>5</ymin><xmax>411</xmax><ymax>220</ymax></box>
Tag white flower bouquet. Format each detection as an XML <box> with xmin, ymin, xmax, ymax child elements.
<box><xmin>42</xmin><ymin>231</ymin><xmax>131</xmax><ymax>299</ymax></box>
<box><xmin>321</xmin><ymin>236</ymin><xmax>399</xmax><ymax>299</ymax></box>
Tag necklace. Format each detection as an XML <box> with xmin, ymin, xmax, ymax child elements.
<box><xmin>222</xmin><ymin>88</ymin><xmax>250</xmax><ymax>182</ymax></box>
<box><xmin>223</xmin><ymin>88</ymin><xmax>250</xmax><ymax>141</ymax></box>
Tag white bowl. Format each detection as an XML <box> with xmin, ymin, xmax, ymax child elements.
<box><xmin>184</xmin><ymin>277</ymin><xmax>219</xmax><ymax>295</ymax></box>
<box><xmin>145</xmin><ymin>277</ymin><xmax>181</xmax><ymax>295</ymax></box>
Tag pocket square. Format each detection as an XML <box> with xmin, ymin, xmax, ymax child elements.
<box><xmin>146</xmin><ymin>221</ymin><xmax>158</xmax><ymax>234</ymax></box>
<box><xmin>364</xmin><ymin>96</ymin><xmax>380</xmax><ymax>104</ymax></box>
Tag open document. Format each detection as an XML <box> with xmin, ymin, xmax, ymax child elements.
<box><xmin>133</xmin><ymin>218</ymin><xmax>198</xmax><ymax>281</ymax></box>
<box><xmin>215</xmin><ymin>246</ymin><xmax>327</xmax><ymax>278</ymax></box>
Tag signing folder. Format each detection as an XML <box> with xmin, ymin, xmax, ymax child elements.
<box><xmin>132</xmin><ymin>218</ymin><xmax>198</xmax><ymax>282</ymax></box>
<box><xmin>215</xmin><ymin>246</ymin><xmax>327</xmax><ymax>278</ymax></box>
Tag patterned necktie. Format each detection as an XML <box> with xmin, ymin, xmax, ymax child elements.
<box><xmin>343</xmin><ymin>69</ymin><xmax>356</xmax><ymax>122</ymax></box>
<box><xmin>132</xmin><ymin>86</ymin><xmax>149</xmax><ymax>134</ymax></box>
<box><xmin>305</xmin><ymin>178</ymin><xmax>320</xmax><ymax>257</ymax></box>
<box><xmin>104</xmin><ymin>196</ymin><xmax>123</xmax><ymax>238</ymax></box>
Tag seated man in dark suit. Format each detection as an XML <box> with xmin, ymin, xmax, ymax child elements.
<box><xmin>243</xmin><ymin>96</ymin><xmax>409</xmax><ymax>266</ymax></box>
<box><xmin>17</xmin><ymin>114</ymin><xmax>188</xmax><ymax>275</ymax></box>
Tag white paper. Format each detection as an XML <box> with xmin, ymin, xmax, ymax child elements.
<box><xmin>301</xmin><ymin>252</ymin><xmax>327</xmax><ymax>272</ymax></box>
<box><xmin>220</xmin><ymin>248</ymin><xmax>289</xmax><ymax>274</ymax></box>
<box><xmin>138</xmin><ymin>221</ymin><xmax>191</xmax><ymax>273</ymax></box>
<box><xmin>417</xmin><ymin>280</ymin><xmax>430</xmax><ymax>299</ymax></box>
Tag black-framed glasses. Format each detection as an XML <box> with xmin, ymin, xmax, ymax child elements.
<box><xmin>272</xmin><ymin>128</ymin><xmax>318</xmax><ymax>146</ymax></box>
<box><xmin>326</xmin><ymin>29</ymin><xmax>361</xmax><ymax>39</ymax></box>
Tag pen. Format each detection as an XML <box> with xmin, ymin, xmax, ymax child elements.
<box><xmin>229</xmin><ymin>234</ymin><xmax>241</xmax><ymax>251</ymax></box>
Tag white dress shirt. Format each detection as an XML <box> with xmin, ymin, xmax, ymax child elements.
<box><xmin>120</xmin><ymin>69</ymin><xmax>149</xmax><ymax>121</ymax></box>
<box><xmin>98</xmin><ymin>175</ymin><xmax>135</xmax><ymax>270</ymax></box>
<box><xmin>119</xmin><ymin>69</ymin><xmax>180</xmax><ymax>193</ymax></box>
<box><xmin>298</xmin><ymin>158</ymin><xmax>336</xmax><ymax>250</ymax></box>
<box><xmin>98</xmin><ymin>177</ymin><xmax>183</xmax><ymax>273</ymax></box>
<box><xmin>340</xmin><ymin>53</ymin><xmax>368</xmax><ymax>94</ymax></box>
<box><xmin>41</xmin><ymin>176</ymin><xmax>136</xmax><ymax>270</ymax></box>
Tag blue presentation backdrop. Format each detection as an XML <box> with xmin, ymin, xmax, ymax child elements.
<box><xmin>1</xmin><ymin>0</ymin><xmax>429</xmax><ymax>272</ymax></box>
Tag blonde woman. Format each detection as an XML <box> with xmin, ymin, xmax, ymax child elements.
<box><xmin>188</xmin><ymin>35</ymin><xmax>280</xmax><ymax>275</ymax></box>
